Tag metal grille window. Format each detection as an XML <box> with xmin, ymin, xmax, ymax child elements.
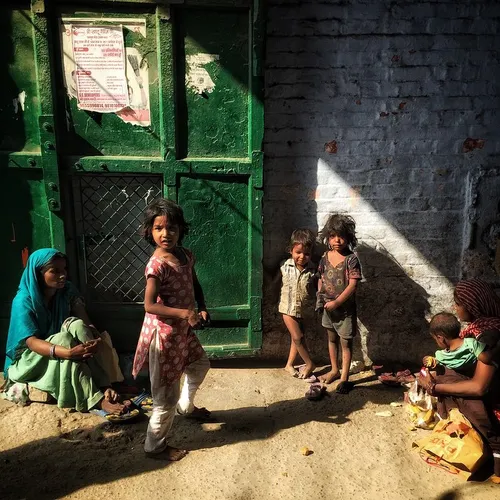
<box><xmin>73</xmin><ymin>174</ymin><xmax>163</xmax><ymax>303</ymax></box>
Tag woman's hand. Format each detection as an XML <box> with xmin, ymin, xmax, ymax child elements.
<box><xmin>417</xmin><ymin>369</ymin><xmax>436</xmax><ymax>394</ymax></box>
<box><xmin>64</xmin><ymin>339</ymin><xmax>101</xmax><ymax>360</ymax></box>
<box><xmin>104</xmin><ymin>387</ymin><xmax>119</xmax><ymax>403</ymax></box>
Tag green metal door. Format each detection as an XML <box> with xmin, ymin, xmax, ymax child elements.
<box><xmin>1</xmin><ymin>2</ymin><xmax>65</xmax><ymax>342</ymax></box>
<box><xmin>52</xmin><ymin>0</ymin><xmax>264</xmax><ymax>356</ymax></box>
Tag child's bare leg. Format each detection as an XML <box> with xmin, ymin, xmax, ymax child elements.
<box><xmin>340</xmin><ymin>338</ymin><xmax>353</xmax><ymax>382</ymax></box>
<box><xmin>283</xmin><ymin>315</ymin><xmax>315</xmax><ymax>378</ymax></box>
<box><xmin>320</xmin><ymin>329</ymin><xmax>341</xmax><ymax>384</ymax></box>
<box><xmin>336</xmin><ymin>338</ymin><xmax>354</xmax><ymax>394</ymax></box>
<box><xmin>284</xmin><ymin>342</ymin><xmax>299</xmax><ymax>376</ymax></box>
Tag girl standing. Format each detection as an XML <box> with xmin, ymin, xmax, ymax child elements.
<box><xmin>317</xmin><ymin>214</ymin><xmax>362</xmax><ymax>393</ymax></box>
<box><xmin>132</xmin><ymin>198</ymin><xmax>211</xmax><ymax>461</ymax></box>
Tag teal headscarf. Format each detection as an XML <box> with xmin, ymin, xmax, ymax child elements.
<box><xmin>4</xmin><ymin>248</ymin><xmax>79</xmax><ymax>373</ymax></box>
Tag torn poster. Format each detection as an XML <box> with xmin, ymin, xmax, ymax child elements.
<box><xmin>115</xmin><ymin>47</ymin><xmax>151</xmax><ymax>126</ymax></box>
<box><xmin>61</xmin><ymin>19</ymin><xmax>150</xmax><ymax>126</ymax></box>
<box><xmin>186</xmin><ymin>54</ymin><xmax>219</xmax><ymax>94</ymax></box>
<box><xmin>72</xmin><ymin>25</ymin><xmax>129</xmax><ymax>112</ymax></box>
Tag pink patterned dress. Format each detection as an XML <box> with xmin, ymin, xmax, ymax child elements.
<box><xmin>132</xmin><ymin>249</ymin><xmax>205</xmax><ymax>385</ymax></box>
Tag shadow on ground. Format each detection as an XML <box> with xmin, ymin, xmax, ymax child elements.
<box><xmin>0</xmin><ymin>377</ymin><xmax>404</xmax><ymax>500</ymax></box>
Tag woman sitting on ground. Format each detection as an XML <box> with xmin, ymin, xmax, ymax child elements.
<box><xmin>2</xmin><ymin>248</ymin><xmax>127</xmax><ymax>415</ymax></box>
<box><xmin>418</xmin><ymin>278</ymin><xmax>500</xmax><ymax>481</ymax></box>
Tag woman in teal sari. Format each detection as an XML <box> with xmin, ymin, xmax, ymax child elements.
<box><xmin>3</xmin><ymin>248</ymin><xmax>127</xmax><ymax>415</ymax></box>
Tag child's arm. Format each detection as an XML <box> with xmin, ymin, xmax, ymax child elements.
<box><xmin>193</xmin><ymin>269</ymin><xmax>209</xmax><ymax>322</ymax></box>
<box><xmin>144</xmin><ymin>276</ymin><xmax>199</xmax><ymax>327</ymax></box>
<box><xmin>325</xmin><ymin>278</ymin><xmax>358</xmax><ymax>311</ymax></box>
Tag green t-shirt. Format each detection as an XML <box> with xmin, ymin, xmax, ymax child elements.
<box><xmin>435</xmin><ymin>337</ymin><xmax>486</xmax><ymax>369</ymax></box>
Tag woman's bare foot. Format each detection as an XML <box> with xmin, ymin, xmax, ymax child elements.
<box><xmin>298</xmin><ymin>363</ymin><xmax>316</xmax><ymax>380</ymax></box>
<box><xmin>284</xmin><ymin>365</ymin><xmax>299</xmax><ymax>377</ymax></box>
<box><xmin>491</xmin><ymin>475</ymin><xmax>500</xmax><ymax>484</ymax></box>
<box><xmin>319</xmin><ymin>370</ymin><xmax>340</xmax><ymax>384</ymax></box>
<box><xmin>146</xmin><ymin>446</ymin><xmax>188</xmax><ymax>461</ymax></box>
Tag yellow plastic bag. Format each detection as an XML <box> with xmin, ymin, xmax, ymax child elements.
<box><xmin>412</xmin><ymin>408</ymin><xmax>485</xmax><ymax>480</ymax></box>
<box><xmin>405</xmin><ymin>380</ymin><xmax>438</xmax><ymax>429</ymax></box>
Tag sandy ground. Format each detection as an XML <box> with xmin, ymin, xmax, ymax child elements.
<box><xmin>0</xmin><ymin>366</ymin><xmax>498</xmax><ymax>500</ymax></box>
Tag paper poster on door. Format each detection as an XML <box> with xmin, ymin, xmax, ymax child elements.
<box><xmin>72</xmin><ymin>25</ymin><xmax>129</xmax><ymax>112</ymax></box>
<box><xmin>61</xmin><ymin>19</ymin><xmax>151</xmax><ymax>126</ymax></box>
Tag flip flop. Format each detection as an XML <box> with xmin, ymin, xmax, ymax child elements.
<box><xmin>131</xmin><ymin>391</ymin><xmax>153</xmax><ymax>411</ymax></box>
<box><xmin>378</xmin><ymin>373</ymin><xmax>400</xmax><ymax>387</ymax></box>
<box><xmin>336</xmin><ymin>381</ymin><xmax>354</xmax><ymax>394</ymax></box>
<box><xmin>303</xmin><ymin>374</ymin><xmax>319</xmax><ymax>384</ymax></box>
<box><xmin>90</xmin><ymin>407</ymin><xmax>140</xmax><ymax>424</ymax></box>
<box><xmin>305</xmin><ymin>382</ymin><xmax>326</xmax><ymax>401</ymax></box>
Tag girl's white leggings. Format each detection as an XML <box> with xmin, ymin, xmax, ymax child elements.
<box><xmin>144</xmin><ymin>332</ymin><xmax>210</xmax><ymax>454</ymax></box>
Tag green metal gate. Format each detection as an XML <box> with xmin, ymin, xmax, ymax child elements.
<box><xmin>1</xmin><ymin>0</ymin><xmax>263</xmax><ymax>358</ymax></box>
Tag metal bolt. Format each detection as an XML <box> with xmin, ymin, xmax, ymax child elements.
<box><xmin>28</xmin><ymin>158</ymin><xmax>36</xmax><ymax>167</ymax></box>
<box><xmin>99</xmin><ymin>162</ymin><xmax>108</xmax><ymax>170</ymax></box>
<box><xmin>42</xmin><ymin>122</ymin><xmax>53</xmax><ymax>133</ymax></box>
<box><xmin>44</xmin><ymin>141</ymin><xmax>55</xmax><ymax>151</ymax></box>
<box><xmin>48</xmin><ymin>198</ymin><xmax>58</xmax><ymax>210</ymax></box>
<box><xmin>48</xmin><ymin>182</ymin><xmax>57</xmax><ymax>191</ymax></box>
<box><xmin>74</xmin><ymin>162</ymin><xmax>82</xmax><ymax>170</ymax></box>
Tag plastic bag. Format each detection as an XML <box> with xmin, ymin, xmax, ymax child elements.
<box><xmin>405</xmin><ymin>379</ymin><xmax>439</xmax><ymax>429</ymax></box>
<box><xmin>412</xmin><ymin>408</ymin><xmax>485</xmax><ymax>480</ymax></box>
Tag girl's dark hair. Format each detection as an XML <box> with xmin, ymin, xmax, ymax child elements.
<box><xmin>141</xmin><ymin>198</ymin><xmax>189</xmax><ymax>246</ymax></box>
<box><xmin>39</xmin><ymin>252</ymin><xmax>67</xmax><ymax>275</ymax></box>
<box><xmin>319</xmin><ymin>213</ymin><xmax>358</xmax><ymax>248</ymax></box>
<box><xmin>287</xmin><ymin>229</ymin><xmax>315</xmax><ymax>253</ymax></box>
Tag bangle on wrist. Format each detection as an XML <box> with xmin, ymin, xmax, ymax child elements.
<box><xmin>49</xmin><ymin>344</ymin><xmax>58</xmax><ymax>360</ymax></box>
<box><xmin>428</xmin><ymin>381</ymin><xmax>437</xmax><ymax>396</ymax></box>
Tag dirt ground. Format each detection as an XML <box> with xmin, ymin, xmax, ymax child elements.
<box><xmin>0</xmin><ymin>366</ymin><xmax>498</xmax><ymax>500</ymax></box>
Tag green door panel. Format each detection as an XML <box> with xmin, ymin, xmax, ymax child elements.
<box><xmin>55</xmin><ymin>10</ymin><xmax>162</xmax><ymax>157</ymax></box>
<box><xmin>179</xmin><ymin>174</ymin><xmax>249</xmax><ymax>307</ymax></box>
<box><xmin>181</xmin><ymin>8</ymin><xmax>249</xmax><ymax>158</ymax></box>
<box><xmin>0</xmin><ymin>7</ymin><xmax>40</xmax><ymax>154</ymax></box>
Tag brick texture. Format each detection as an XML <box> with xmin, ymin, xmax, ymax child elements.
<box><xmin>262</xmin><ymin>0</ymin><xmax>500</xmax><ymax>365</ymax></box>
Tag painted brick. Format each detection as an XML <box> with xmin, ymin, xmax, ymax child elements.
<box><xmin>262</xmin><ymin>0</ymin><xmax>500</xmax><ymax>365</ymax></box>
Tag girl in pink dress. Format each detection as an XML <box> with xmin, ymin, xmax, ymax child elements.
<box><xmin>132</xmin><ymin>198</ymin><xmax>211</xmax><ymax>460</ymax></box>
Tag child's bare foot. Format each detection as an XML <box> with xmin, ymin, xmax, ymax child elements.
<box><xmin>284</xmin><ymin>365</ymin><xmax>299</xmax><ymax>377</ymax></box>
<box><xmin>146</xmin><ymin>446</ymin><xmax>188</xmax><ymax>461</ymax></box>
<box><xmin>298</xmin><ymin>363</ymin><xmax>316</xmax><ymax>379</ymax></box>
<box><xmin>336</xmin><ymin>380</ymin><xmax>354</xmax><ymax>394</ymax></box>
<box><xmin>319</xmin><ymin>370</ymin><xmax>340</xmax><ymax>384</ymax></box>
<box><xmin>491</xmin><ymin>475</ymin><xmax>500</xmax><ymax>484</ymax></box>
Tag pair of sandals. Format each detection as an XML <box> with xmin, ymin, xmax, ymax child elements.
<box><xmin>378</xmin><ymin>369</ymin><xmax>416</xmax><ymax>387</ymax></box>
<box><xmin>304</xmin><ymin>379</ymin><xmax>354</xmax><ymax>400</ymax></box>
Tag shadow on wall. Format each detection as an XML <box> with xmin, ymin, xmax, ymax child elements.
<box><xmin>356</xmin><ymin>243</ymin><xmax>433</xmax><ymax>367</ymax></box>
<box><xmin>262</xmin><ymin>241</ymin><xmax>433</xmax><ymax>368</ymax></box>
